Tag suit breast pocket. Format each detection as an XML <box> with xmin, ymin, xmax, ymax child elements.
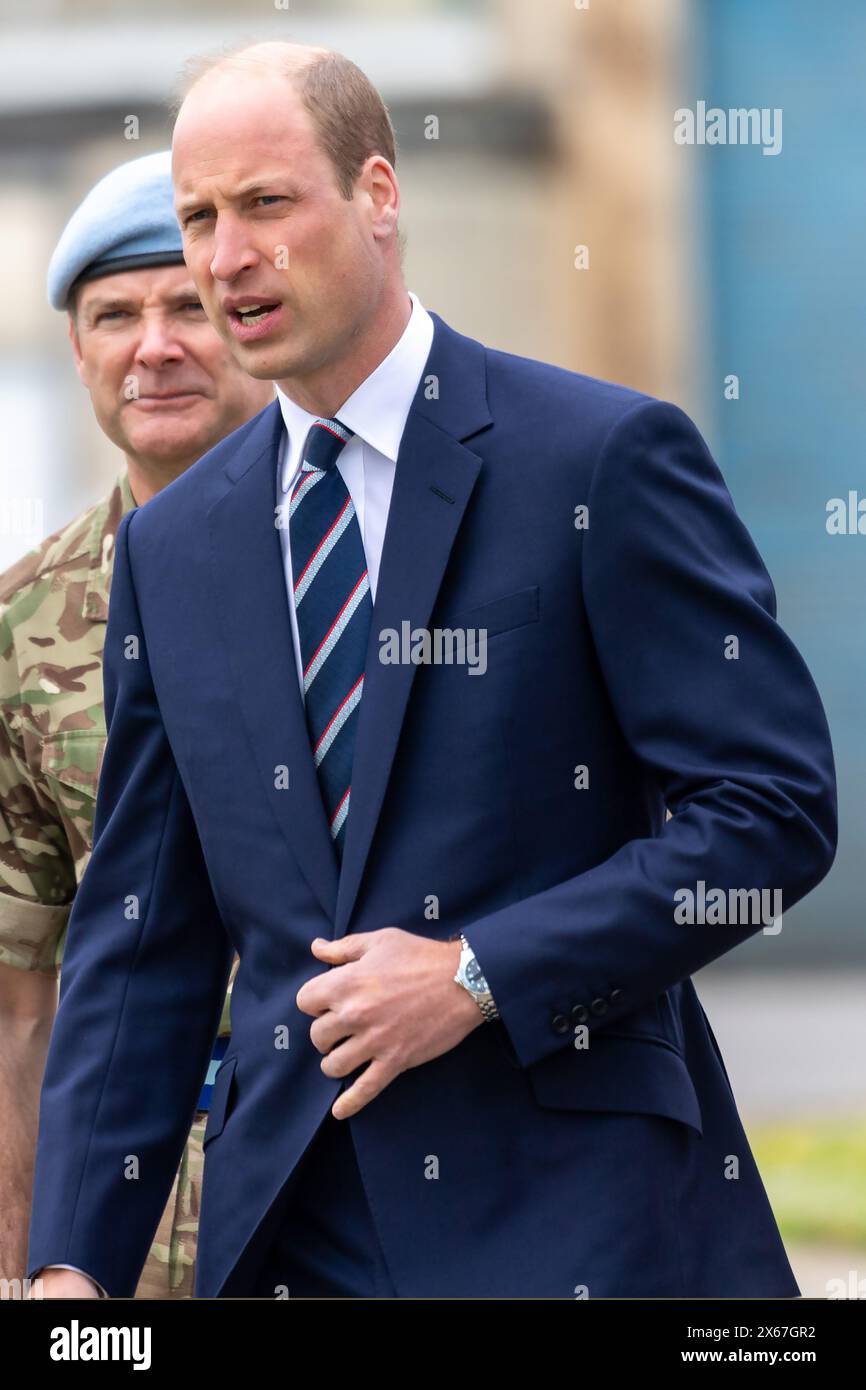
<box><xmin>526</xmin><ymin>1032</ymin><xmax>703</xmax><ymax>1136</ymax></box>
<box><xmin>448</xmin><ymin>584</ymin><xmax>539</xmax><ymax>640</ymax></box>
<box><xmin>202</xmin><ymin>1055</ymin><xmax>238</xmax><ymax>1148</ymax></box>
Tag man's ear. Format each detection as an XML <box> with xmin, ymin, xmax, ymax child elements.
<box><xmin>68</xmin><ymin>313</ymin><xmax>89</xmax><ymax>388</ymax></box>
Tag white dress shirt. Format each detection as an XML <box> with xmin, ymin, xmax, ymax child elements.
<box><xmin>36</xmin><ymin>289</ymin><xmax>434</xmax><ymax>1300</ymax></box>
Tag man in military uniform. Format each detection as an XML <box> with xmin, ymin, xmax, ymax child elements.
<box><xmin>0</xmin><ymin>151</ymin><xmax>272</xmax><ymax>1297</ymax></box>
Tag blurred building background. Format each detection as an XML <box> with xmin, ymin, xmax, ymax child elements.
<box><xmin>0</xmin><ymin>0</ymin><xmax>862</xmax><ymax>1295</ymax></box>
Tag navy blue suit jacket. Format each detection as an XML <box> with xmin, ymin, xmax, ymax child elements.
<box><xmin>28</xmin><ymin>310</ymin><xmax>837</xmax><ymax>1297</ymax></box>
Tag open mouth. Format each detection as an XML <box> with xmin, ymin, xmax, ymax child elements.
<box><xmin>231</xmin><ymin>303</ymin><xmax>280</xmax><ymax>326</ymax></box>
<box><xmin>226</xmin><ymin>301</ymin><xmax>283</xmax><ymax>342</ymax></box>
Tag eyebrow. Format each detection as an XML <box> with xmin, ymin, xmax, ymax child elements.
<box><xmin>176</xmin><ymin>179</ymin><xmax>303</xmax><ymax>216</ymax></box>
<box><xmin>83</xmin><ymin>296</ymin><xmax>136</xmax><ymax>315</ymax></box>
<box><xmin>83</xmin><ymin>287</ymin><xmax>202</xmax><ymax>315</ymax></box>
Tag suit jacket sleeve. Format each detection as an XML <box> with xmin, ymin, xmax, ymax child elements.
<box><xmin>26</xmin><ymin>508</ymin><xmax>234</xmax><ymax>1297</ymax></box>
<box><xmin>465</xmin><ymin>397</ymin><xmax>837</xmax><ymax>1070</ymax></box>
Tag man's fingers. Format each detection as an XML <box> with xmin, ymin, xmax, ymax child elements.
<box><xmin>311</xmin><ymin>933</ymin><xmax>371</xmax><ymax>964</ymax></box>
<box><xmin>319</xmin><ymin>1032</ymin><xmax>374</xmax><ymax>1077</ymax></box>
<box><xmin>298</xmin><ymin>933</ymin><xmax>376</xmax><ymax>1013</ymax></box>
<box><xmin>309</xmin><ymin>1010</ymin><xmax>355</xmax><ymax>1055</ymax></box>
<box><xmin>296</xmin><ymin>934</ymin><xmax>366</xmax><ymax>1011</ymax></box>
<box><xmin>331</xmin><ymin>1060</ymin><xmax>394</xmax><ymax>1119</ymax></box>
<box><xmin>296</xmin><ymin>958</ymin><xmax>351</xmax><ymax>1016</ymax></box>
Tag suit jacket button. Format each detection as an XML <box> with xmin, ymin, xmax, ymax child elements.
<box><xmin>551</xmin><ymin>1012</ymin><xmax>570</xmax><ymax>1035</ymax></box>
<box><xmin>590</xmin><ymin>997</ymin><xmax>609</xmax><ymax>1017</ymax></box>
<box><xmin>570</xmin><ymin>1003</ymin><xmax>589</xmax><ymax>1026</ymax></box>
<box><xmin>608</xmin><ymin>988</ymin><xmax>624</xmax><ymax>1007</ymax></box>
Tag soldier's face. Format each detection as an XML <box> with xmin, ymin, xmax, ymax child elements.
<box><xmin>172</xmin><ymin>71</ymin><xmax>395</xmax><ymax>391</ymax></box>
<box><xmin>69</xmin><ymin>264</ymin><xmax>273</xmax><ymax>468</ymax></box>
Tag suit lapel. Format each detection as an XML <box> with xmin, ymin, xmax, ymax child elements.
<box><xmin>334</xmin><ymin>313</ymin><xmax>491</xmax><ymax>935</ymax></box>
<box><xmin>207</xmin><ymin>400</ymin><xmax>340</xmax><ymax>923</ymax></box>
<box><xmin>206</xmin><ymin>312</ymin><xmax>491</xmax><ymax>933</ymax></box>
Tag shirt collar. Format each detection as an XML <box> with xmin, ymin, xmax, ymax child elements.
<box><xmin>274</xmin><ymin>290</ymin><xmax>434</xmax><ymax>471</ymax></box>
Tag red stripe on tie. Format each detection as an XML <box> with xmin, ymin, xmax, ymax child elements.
<box><xmin>289</xmin><ymin>468</ymin><xmax>317</xmax><ymax>505</ymax></box>
<box><xmin>314</xmin><ymin>674</ymin><xmax>365</xmax><ymax>758</ymax></box>
<box><xmin>315</xmin><ymin>422</ymin><xmax>349</xmax><ymax>443</ymax></box>
<box><xmin>294</xmin><ymin>496</ymin><xmax>352</xmax><ymax>595</ymax></box>
<box><xmin>303</xmin><ymin>571</ymin><xmax>369</xmax><ymax>681</ymax></box>
<box><xmin>330</xmin><ymin>785</ymin><xmax>351</xmax><ymax>830</ymax></box>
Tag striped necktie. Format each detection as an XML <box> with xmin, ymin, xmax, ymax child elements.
<box><xmin>289</xmin><ymin>417</ymin><xmax>373</xmax><ymax>862</ymax></box>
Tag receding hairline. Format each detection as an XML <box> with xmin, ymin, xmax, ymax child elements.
<box><xmin>170</xmin><ymin>39</ymin><xmax>404</xmax><ymax>248</ymax></box>
<box><xmin>172</xmin><ymin>40</ymin><xmax>337</xmax><ymax>116</ymax></box>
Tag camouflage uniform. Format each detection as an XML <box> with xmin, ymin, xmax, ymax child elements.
<box><xmin>0</xmin><ymin>469</ymin><xmax>236</xmax><ymax>1298</ymax></box>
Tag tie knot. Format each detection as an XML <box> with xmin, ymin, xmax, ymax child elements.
<box><xmin>303</xmin><ymin>417</ymin><xmax>354</xmax><ymax>473</ymax></box>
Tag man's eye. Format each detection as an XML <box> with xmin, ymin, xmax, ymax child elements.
<box><xmin>184</xmin><ymin>210</ymin><xmax>212</xmax><ymax>226</ymax></box>
<box><xmin>180</xmin><ymin>302</ymin><xmax>205</xmax><ymax>312</ymax></box>
<box><xmin>95</xmin><ymin>311</ymin><xmax>128</xmax><ymax>323</ymax></box>
<box><xmin>255</xmin><ymin>196</ymin><xmax>285</xmax><ymax>207</ymax></box>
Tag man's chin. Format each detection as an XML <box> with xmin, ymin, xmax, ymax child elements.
<box><xmin>225</xmin><ymin>329</ymin><xmax>308</xmax><ymax>384</ymax></box>
<box><xmin>120</xmin><ymin>414</ymin><xmax>222</xmax><ymax>469</ymax></box>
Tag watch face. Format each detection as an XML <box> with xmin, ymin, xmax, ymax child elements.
<box><xmin>466</xmin><ymin>956</ymin><xmax>487</xmax><ymax>991</ymax></box>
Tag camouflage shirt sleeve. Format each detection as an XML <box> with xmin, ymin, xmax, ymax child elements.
<box><xmin>0</xmin><ymin>639</ymin><xmax>75</xmax><ymax>976</ymax></box>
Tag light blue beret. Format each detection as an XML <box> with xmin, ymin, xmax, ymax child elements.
<box><xmin>47</xmin><ymin>149</ymin><xmax>185</xmax><ymax>311</ymax></box>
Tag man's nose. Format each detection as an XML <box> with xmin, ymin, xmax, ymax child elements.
<box><xmin>209</xmin><ymin>216</ymin><xmax>259</xmax><ymax>284</ymax></box>
<box><xmin>133</xmin><ymin>316</ymin><xmax>185</xmax><ymax>369</ymax></box>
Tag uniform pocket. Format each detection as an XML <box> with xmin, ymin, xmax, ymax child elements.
<box><xmin>39</xmin><ymin>729</ymin><xmax>104</xmax><ymax>800</ymax></box>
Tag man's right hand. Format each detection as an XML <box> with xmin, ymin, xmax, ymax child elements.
<box><xmin>29</xmin><ymin>1267</ymin><xmax>102</xmax><ymax>1298</ymax></box>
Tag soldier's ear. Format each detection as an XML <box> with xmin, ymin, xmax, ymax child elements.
<box><xmin>68</xmin><ymin>314</ymin><xmax>90</xmax><ymax>388</ymax></box>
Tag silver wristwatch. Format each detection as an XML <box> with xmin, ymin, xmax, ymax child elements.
<box><xmin>453</xmin><ymin>933</ymin><xmax>499</xmax><ymax>1022</ymax></box>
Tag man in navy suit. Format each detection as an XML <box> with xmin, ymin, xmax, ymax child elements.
<box><xmin>29</xmin><ymin>40</ymin><xmax>836</xmax><ymax>1299</ymax></box>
